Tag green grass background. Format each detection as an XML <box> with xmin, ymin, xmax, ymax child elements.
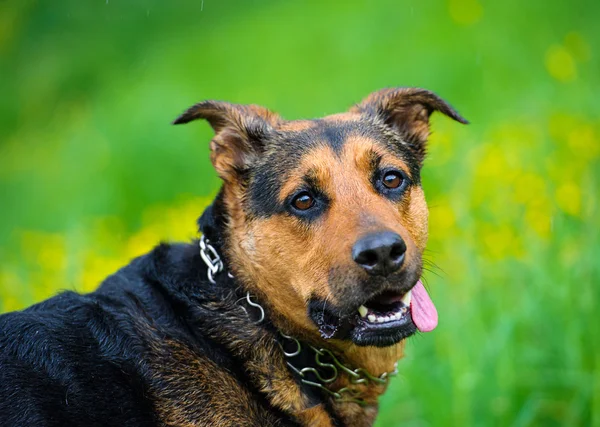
<box><xmin>1</xmin><ymin>1</ymin><xmax>599</xmax><ymax>425</ymax></box>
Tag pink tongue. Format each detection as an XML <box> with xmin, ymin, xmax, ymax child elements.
<box><xmin>410</xmin><ymin>280</ymin><xmax>438</xmax><ymax>332</ymax></box>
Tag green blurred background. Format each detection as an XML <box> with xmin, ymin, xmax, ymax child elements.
<box><xmin>1</xmin><ymin>0</ymin><xmax>598</xmax><ymax>425</ymax></box>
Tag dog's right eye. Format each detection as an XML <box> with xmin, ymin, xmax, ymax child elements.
<box><xmin>292</xmin><ymin>192</ymin><xmax>315</xmax><ymax>211</ymax></box>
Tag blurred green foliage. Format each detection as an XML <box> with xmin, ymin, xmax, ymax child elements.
<box><xmin>1</xmin><ymin>0</ymin><xmax>599</xmax><ymax>425</ymax></box>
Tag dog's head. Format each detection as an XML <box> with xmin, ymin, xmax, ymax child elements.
<box><xmin>175</xmin><ymin>88</ymin><xmax>467</xmax><ymax>348</ymax></box>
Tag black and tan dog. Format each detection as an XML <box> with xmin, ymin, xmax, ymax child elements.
<box><xmin>0</xmin><ymin>88</ymin><xmax>467</xmax><ymax>426</ymax></box>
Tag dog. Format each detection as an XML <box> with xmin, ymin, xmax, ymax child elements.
<box><xmin>0</xmin><ymin>87</ymin><xmax>467</xmax><ymax>426</ymax></box>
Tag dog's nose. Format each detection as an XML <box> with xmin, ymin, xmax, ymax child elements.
<box><xmin>352</xmin><ymin>231</ymin><xmax>406</xmax><ymax>276</ymax></box>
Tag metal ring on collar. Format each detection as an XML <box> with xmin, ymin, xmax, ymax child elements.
<box><xmin>245</xmin><ymin>292</ymin><xmax>265</xmax><ymax>324</ymax></box>
<box><xmin>280</xmin><ymin>333</ymin><xmax>302</xmax><ymax>357</ymax></box>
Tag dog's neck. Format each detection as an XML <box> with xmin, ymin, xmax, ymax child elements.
<box><xmin>196</xmin><ymin>203</ymin><xmax>400</xmax><ymax>424</ymax></box>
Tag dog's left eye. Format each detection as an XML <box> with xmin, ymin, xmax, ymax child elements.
<box><xmin>382</xmin><ymin>171</ymin><xmax>404</xmax><ymax>189</ymax></box>
<box><xmin>292</xmin><ymin>192</ymin><xmax>315</xmax><ymax>210</ymax></box>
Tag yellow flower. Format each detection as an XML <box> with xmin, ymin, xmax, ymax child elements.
<box><xmin>545</xmin><ymin>45</ymin><xmax>577</xmax><ymax>82</ymax></box>
<box><xmin>481</xmin><ymin>224</ymin><xmax>517</xmax><ymax>260</ymax></box>
<box><xmin>429</xmin><ymin>200</ymin><xmax>457</xmax><ymax>237</ymax></box>
<box><xmin>525</xmin><ymin>197</ymin><xmax>553</xmax><ymax>239</ymax></box>
<box><xmin>78</xmin><ymin>254</ymin><xmax>124</xmax><ymax>293</ymax></box>
<box><xmin>568</xmin><ymin>125</ymin><xmax>598</xmax><ymax>159</ymax></box>
<box><xmin>0</xmin><ymin>268</ymin><xmax>23</xmax><ymax>311</ymax></box>
<box><xmin>514</xmin><ymin>173</ymin><xmax>546</xmax><ymax>205</ymax></box>
<box><xmin>555</xmin><ymin>181</ymin><xmax>582</xmax><ymax>217</ymax></box>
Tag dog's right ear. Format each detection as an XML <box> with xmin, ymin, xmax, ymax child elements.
<box><xmin>174</xmin><ymin>101</ymin><xmax>280</xmax><ymax>182</ymax></box>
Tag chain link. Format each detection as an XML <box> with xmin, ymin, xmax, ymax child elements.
<box><xmin>280</xmin><ymin>333</ymin><xmax>398</xmax><ymax>405</ymax></box>
<box><xmin>199</xmin><ymin>235</ymin><xmax>223</xmax><ymax>284</ymax></box>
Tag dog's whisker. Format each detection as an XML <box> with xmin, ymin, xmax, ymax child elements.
<box><xmin>422</xmin><ymin>267</ymin><xmax>444</xmax><ymax>279</ymax></box>
<box><xmin>422</xmin><ymin>262</ymin><xmax>443</xmax><ymax>274</ymax></box>
<box><xmin>425</xmin><ymin>262</ymin><xmax>446</xmax><ymax>276</ymax></box>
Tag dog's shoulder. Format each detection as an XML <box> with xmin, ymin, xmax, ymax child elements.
<box><xmin>0</xmin><ymin>242</ymin><xmax>293</xmax><ymax>426</ymax></box>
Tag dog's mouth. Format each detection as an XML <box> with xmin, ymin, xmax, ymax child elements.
<box><xmin>309</xmin><ymin>280</ymin><xmax>438</xmax><ymax>347</ymax></box>
<box><xmin>356</xmin><ymin>289</ymin><xmax>412</xmax><ymax>325</ymax></box>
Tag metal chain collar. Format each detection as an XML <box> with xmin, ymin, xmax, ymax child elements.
<box><xmin>279</xmin><ymin>333</ymin><xmax>398</xmax><ymax>405</ymax></box>
<box><xmin>199</xmin><ymin>235</ymin><xmax>398</xmax><ymax>405</ymax></box>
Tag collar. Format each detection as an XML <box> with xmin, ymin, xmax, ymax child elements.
<box><xmin>278</xmin><ymin>331</ymin><xmax>398</xmax><ymax>405</ymax></box>
<box><xmin>197</xmin><ymin>205</ymin><xmax>397</xmax><ymax>405</ymax></box>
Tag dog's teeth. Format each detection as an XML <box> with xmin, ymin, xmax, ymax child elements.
<box><xmin>365</xmin><ymin>308</ymin><xmax>405</xmax><ymax>325</ymax></box>
<box><xmin>358</xmin><ymin>305</ymin><xmax>368</xmax><ymax>318</ymax></box>
<box><xmin>401</xmin><ymin>290</ymin><xmax>412</xmax><ymax>306</ymax></box>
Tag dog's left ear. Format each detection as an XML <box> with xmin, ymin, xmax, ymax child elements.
<box><xmin>351</xmin><ymin>87</ymin><xmax>468</xmax><ymax>164</ymax></box>
<box><xmin>173</xmin><ymin>101</ymin><xmax>280</xmax><ymax>182</ymax></box>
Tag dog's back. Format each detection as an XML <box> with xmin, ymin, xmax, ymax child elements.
<box><xmin>0</xmin><ymin>258</ymin><xmax>157</xmax><ymax>426</ymax></box>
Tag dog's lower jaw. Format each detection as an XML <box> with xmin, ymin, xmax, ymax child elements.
<box><xmin>350</xmin><ymin>319</ymin><xmax>417</xmax><ymax>347</ymax></box>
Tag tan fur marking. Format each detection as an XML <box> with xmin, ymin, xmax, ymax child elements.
<box><xmin>278</xmin><ymin>120</ymin><xmax>317</xmax><ymax>131</ymax></box>
<box><xmin>322</xmin><ymin>112</ymin><xmax>361</xmax><ymax>122</ymax></box>
<box><xmin>297</xmin><ymin>405</ymin><xmax>335</xmax><ymax>426</ymax></box>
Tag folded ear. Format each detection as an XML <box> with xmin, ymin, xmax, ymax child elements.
<box><xmin>173</xmin><ymin>101</ymin><xmax>280</xmax><ymax>182</ymax></box>
<box><xmin>350</xmin><ymin>87</ymin><xmax>468</xmax><ymax>164</ymax></box>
